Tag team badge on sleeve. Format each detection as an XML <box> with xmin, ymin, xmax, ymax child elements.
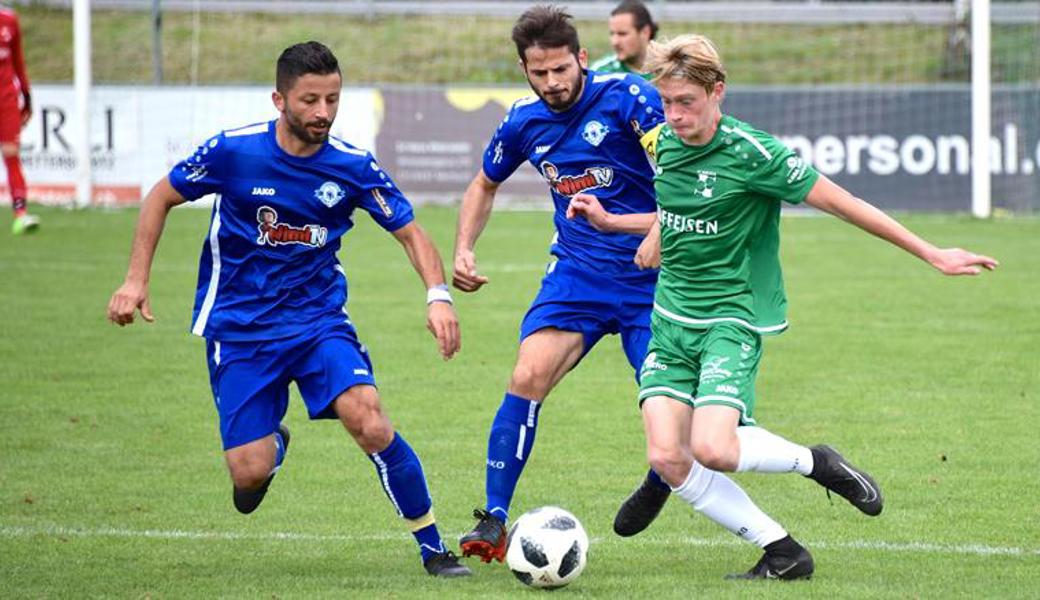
<box><xmin>314</xmin><ymin>181</ymin><xmax>345</xmax><ymax>208</ymax></box>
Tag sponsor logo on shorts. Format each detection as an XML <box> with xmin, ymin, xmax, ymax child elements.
<box><xmin>699</xmin><ymin>356</ymin><xmax>733</xmax><ymax>383</ymax></box>
<box><xmin>715</xmin><ymin>384</ymin><xmax>739</xmax><ymax>395</ymax></box>
<box><xmin>252</xmin><ymin>186</ymin><xmax>276</xmax><ymax>196</ymax></box>
<box><xmin>640</xmin><ymin>352</ymin><xmax>668</xmax><ymax>378</ymax></box>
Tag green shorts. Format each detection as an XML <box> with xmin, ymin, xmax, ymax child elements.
<box><xmin>638</xmin><ymin>315</ymin><xmax>762</xmax><ymax>425</ymax></box>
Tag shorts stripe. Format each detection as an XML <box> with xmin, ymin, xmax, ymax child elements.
<box><xmin>639</xmin><ymin>385</ymin><xmax>693</xmax><ymax>401</ymax></box>
<box><xmin>693</xmin><ymin>395</ymin><xmax>757</xmax><ymax>425</ymax></box>
<box><xmin>653</xmin><ymin>302</ymin><xmax>788</xmax><ymax>334</ymax></box>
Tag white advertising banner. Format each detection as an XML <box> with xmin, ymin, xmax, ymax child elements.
<box><xmin>10</xmin><ymin>85</ymin><xmax>379</xmax><ymax>206</ymax></box>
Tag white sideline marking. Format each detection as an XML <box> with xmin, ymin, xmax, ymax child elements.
<box><xmin>1</xmin><ymin>524</ymin><xmax>1037</xmax><ymax>558</ymax></box>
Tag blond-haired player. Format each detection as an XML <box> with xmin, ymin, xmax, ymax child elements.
<box><xmin>625</xmin><ymin>34</ymin><xmax>997</xmax><ymax>579</ymax></box>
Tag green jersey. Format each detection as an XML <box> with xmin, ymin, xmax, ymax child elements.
<box><xmin>639</xmin><ymin>115</ymin><xmax>819</xmax><ymax>335</ymax></box>
<box><xmin>590</xmin><ymin>54</ymin><xmax>652</xmax><ymax>80</ymax></box>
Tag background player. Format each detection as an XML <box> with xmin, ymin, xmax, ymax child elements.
<box><xmin>589</xmin><ymin>0</ymin><xmax>658</xmax><ymax>78</ymax></box>
<box><xmin>106</xmin><ymin>41</ymin><xmax>470</xmax><ymax>578</ymax></box>
<box><xmin>452</xmin><ymin>5</ymin><xmax>672</xmax><ymax>563</ymax></box>
<box><xmin>0</xmin><ymin>5</ymin><xmax>36</xmax><ymax>234</ymax></box>
<box><xmin>631</xmin><ymin>34</ymin><xmax>998</xmax><ymax>579</ymax></box>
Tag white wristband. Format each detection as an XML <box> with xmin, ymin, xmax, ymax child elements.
<box><xmin>426</xmin><ymin>284</ymin><xmax>453</xmax><ymax>305</ymax></box>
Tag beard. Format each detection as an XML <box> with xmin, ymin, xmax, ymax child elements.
<box><xmin>534</xmin><ymin>71</ymin><xmax>585</xmax><ymax>111</ymax></box>
<box><xmin>284</xmin><ymin>107</ymin><xmax>331</xmax><ymax>145</ymax></box>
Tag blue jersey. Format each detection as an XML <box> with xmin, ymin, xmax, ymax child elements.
<box><xmin>482</xmin><ymin>70</ymin><xmax>664</xmax><ymax>276</ymax></box>
<box><xmin>168</xmin><ymin>120</ymin><xmax>414</xmax><ymax>342</ymax></box>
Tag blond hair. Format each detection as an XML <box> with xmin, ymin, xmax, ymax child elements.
<box><xmin>645</xmin><ymin>34</ymin><xmax>726</xmax><ymax>94</ymax></box>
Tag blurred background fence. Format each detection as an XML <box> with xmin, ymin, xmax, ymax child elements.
<box><xmin>11</xmin><ymin>0</ymin><xmax>1040</xmax><ymax>211</ymax></box>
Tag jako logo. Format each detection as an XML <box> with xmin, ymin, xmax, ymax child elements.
<box><xmin>487</xmin><ymin>459</ymin><xmax>506</xmax><ymax>470</ymax></box>
<box><xmin>252</xmin><ymin>187</ymin><xmax>276</xmax><ymax>196</ymax></box>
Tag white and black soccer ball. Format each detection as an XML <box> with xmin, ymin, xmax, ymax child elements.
<box><xmin>506</xmin><ymin>506</ymin><xmax>589</xmax><ymax>589</ymax></box>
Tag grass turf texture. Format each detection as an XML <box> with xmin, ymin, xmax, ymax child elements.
<box><xmin>1</xmin><ymin>206</ymin><xmax>1038</xmax><ymax>597</ymax></box>
<box><xmin>19</xmin><ymin>5</ymin><xmax>1039</xmax><ymax>85</ymax></box>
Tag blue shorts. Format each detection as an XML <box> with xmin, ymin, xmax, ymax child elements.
<box><xmin>520</xmin><ymin>259</ymin><xmax>656</xmax><ymax>375</ymax></box>
<box><xmin>205</xmin><ymin>322</ymin><xmax>376</xmax><ymax>450</ymax></box>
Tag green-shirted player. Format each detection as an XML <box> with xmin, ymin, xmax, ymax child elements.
<box><xmin>589</xmin><ymin>0</ymin><xmax>657</xmax><ymax>79</ymax></box>
<box><xmin>622</xmin><ymin>34</ymin><xmax>999</xmax><ymax>580</ymax></box>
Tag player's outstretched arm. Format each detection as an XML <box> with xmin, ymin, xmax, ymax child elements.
<box><xmin>566</xmin><ymin>193</ymin><xmax>656</xmax><ymax>234</ymax></box>
<box><xmin>107</xmin><ymin>177</ymin><xmax>187</xmax><ymax>326</ymax></box>
<box><xmin>634</xmin><ymin>220</ymin><xmax>661</xmax><ymax>270</ymax></box>
<box><xmin>392</xmin><ymin>221</ymin><xmax>461</xmax><ymax>360</ymax></box>
<box><xmin>453</xmin><ymin>169</ymin><xmax>499</xmax><ymax>293</ymax></box>
<box><xmin>804</xmin><ymin>175</ymin><xmax>999</xmax><ymax>276</ymax></box>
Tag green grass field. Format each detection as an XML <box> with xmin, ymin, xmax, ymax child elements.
<box><xmin>1</xmin><ymin>206</ymin><xmax>1038</xmax><ymax>598</ymax></box>
<box><xmin>20</xmin><ymin>5</ymin><xmax>1039</xmax><ymax>85</ymax></box>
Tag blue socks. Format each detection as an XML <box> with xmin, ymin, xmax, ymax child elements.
<box><xmin>273</xmin><ymin>429</ymin><xmax>287</xmax><ymax>469</ymax></box>
<box><xmin>368</xmin><ymin>433</ymin><xmax>445</xmax><ymax>562</ymax></box>
<box><xmin>485</xmin><ymin>392</ymin><xmax>541</xmax><ymax>522</ymax></box>
<box><xmin>647</xmin><ymin>467</ymin><xmax>670</xmax><ymax>490</ymax></box>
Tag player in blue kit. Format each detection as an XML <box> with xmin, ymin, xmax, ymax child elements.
<box><xmin>106</xmin><ymin>41</ymin><xmax>471</xmax><ymax>578</ymax></box>
<box><xmin>453</xmin><ymin>5</ymin><xmax>672</xmax><ymax>563</ymax></box>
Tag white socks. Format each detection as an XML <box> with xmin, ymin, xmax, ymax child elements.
<box><xmin>671</xmin><ymin>461</ymin><xmax>787</xmax><ymax>548</ymax></box>
<box><xmin>735</xmin><ymin>426</ymin><xmax>814</xmax><ymax>475</ymax></box>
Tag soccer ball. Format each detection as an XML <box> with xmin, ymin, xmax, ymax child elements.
<box><xmin>505</xmin><ymin>506</ymin><xmax>589</xmax><ymax>589</ymax></box>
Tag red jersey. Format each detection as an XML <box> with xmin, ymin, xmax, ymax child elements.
<box><xmin>0</xmin><ymin>8</ymin><xmax>29</xmax><ymax>105</ymax></box>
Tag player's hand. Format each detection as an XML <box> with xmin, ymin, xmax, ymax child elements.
<box><xmin>634</xmin><ymin>224</ymin><xmax>661</xmax><ymax>270</ymax></box>
<box><xmin>926</xmin><ymin>247</ymin><xmax>999</xmax><ymax>276</ymax></box>
<box><xmin>107</xmin><ymin>280</ymin><xmax>155</xmax><ymax>326</ymax></box>
<box><xmin>426</xmin><ymin>301</ymin><xmax>460</xmax><ymax>360</ymax></box>
<box><xmin>453</xmin><ymin>248</ymin><xmax>489</xmax><ymax>292</ymax></box>
<box><xmin>566</xmin><ymin>193</ymin><xmax>614</xmax><ymax>232</ymax></box>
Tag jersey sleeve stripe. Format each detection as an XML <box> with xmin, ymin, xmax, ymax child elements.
<box><xmin>721</xmin><ymin>124</ymin><xmax>773</xmax><ymax>160</ymax></box>
<box><xmin>225</xmin><ymin>122</ymin><xmax>269</xmax><ymax>138</ymax></box>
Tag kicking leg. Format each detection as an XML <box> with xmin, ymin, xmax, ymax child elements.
<box><xmin>460</xmin><ymin>328</ymin><xmax>584</xmax><ymax>563</ymax></box>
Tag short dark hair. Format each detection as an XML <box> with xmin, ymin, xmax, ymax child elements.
<box><xmin>276</xmin><ymin>41</ymin><xmax>340</xmax><ymax>93</ymax></box>
<box><xmin>612</xmin><ymin>0</ymin><xmax>659</xmax><ymax>40</ymax></box>
<box><xmin>512</xmin><ymin>5</ymin><xmax>580</xmax><ymax>62</ymax></box>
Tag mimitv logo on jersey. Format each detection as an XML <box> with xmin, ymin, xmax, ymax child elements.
<box><xmin>539</xmin><ymin>161</ymin><xmax>614</xmax><ymax>196</ymax></box>
<box><xmin>256</xmin><ymin>206</ymin><xmax>328</xmax><ymax>248</ymax></box>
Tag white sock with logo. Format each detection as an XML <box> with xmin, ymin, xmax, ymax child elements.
<box><xmin>672</xmin><ymin>461</ymin><xmax>788</xmax><ymax>548</ymax></box>
<box><xmin>735</xmin><ymin>426</ymin><xmax>814</xmax><ymax>475</ymax></box>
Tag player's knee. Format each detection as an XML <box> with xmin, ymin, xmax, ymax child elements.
<box><xmin>646</xmin><ymin>446</ymin><xmax>690</xmax><ymax>487</ymax></box>
<box><xmin>690</xmin><ymin>438</ymin><xmax>737</xmax><ymax>472</ymax></box>
<box><xmin>335</xmin><ymin>387</ymin><xmax>393</xmax><ymax>452</ymax></box>
<box><xmin>509</xmin><ymin>362</ymin><xmax>551</xmax><ymax>399</ymax></box>
<box><xmin>227</xmin><ymin>458</ymin><xmax>272</xmax><ymax>490</ymax></box>
<box><xmin>0</xmin><ymin>143</ymin><xmax>18</xmax><ymax>158</ymax></box>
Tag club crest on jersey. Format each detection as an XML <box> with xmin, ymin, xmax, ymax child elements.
<box><xmin>695</xmin><ymin>171</ymin><xmax>717</xmax><ymax>199</ymax></box>
<box><xmin>540</xmin><ymin>161</ymin><xmax>614</xmax><ymax>196</ymax></box>
<box><xmin>256</xmin><ymin>206</ymin><xmax>327</xmax><ymax>248</ymax></box>
<box><xmin>582</xmin><ymin>120</ymin><xmax>610</xmax><ymax>147</ymax></box>
<box><xmin>314</xmin><ymin>181</ymin><xmax>345</xmax><ymax>208</ymax></box>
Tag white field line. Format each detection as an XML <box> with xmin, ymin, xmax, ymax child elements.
<box><xmin>2</xmin><ymin>524</ymin><xmax>1037</xmax><ymax>558</ymax></box>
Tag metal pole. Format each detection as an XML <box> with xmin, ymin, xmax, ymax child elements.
<box><xmin>971</xmin><ymin>0</ymin><xmax>991</xmax><ymax>218</ymax></box>
<box><xmin>74</xmin><ymin>0</ymin><xmax>92</xmax><ymax>208</ymax></box>
<box><xmin>152</xmin><ymin>0</ymin><xmax>163</xmax><ymax>84</ymax></box>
